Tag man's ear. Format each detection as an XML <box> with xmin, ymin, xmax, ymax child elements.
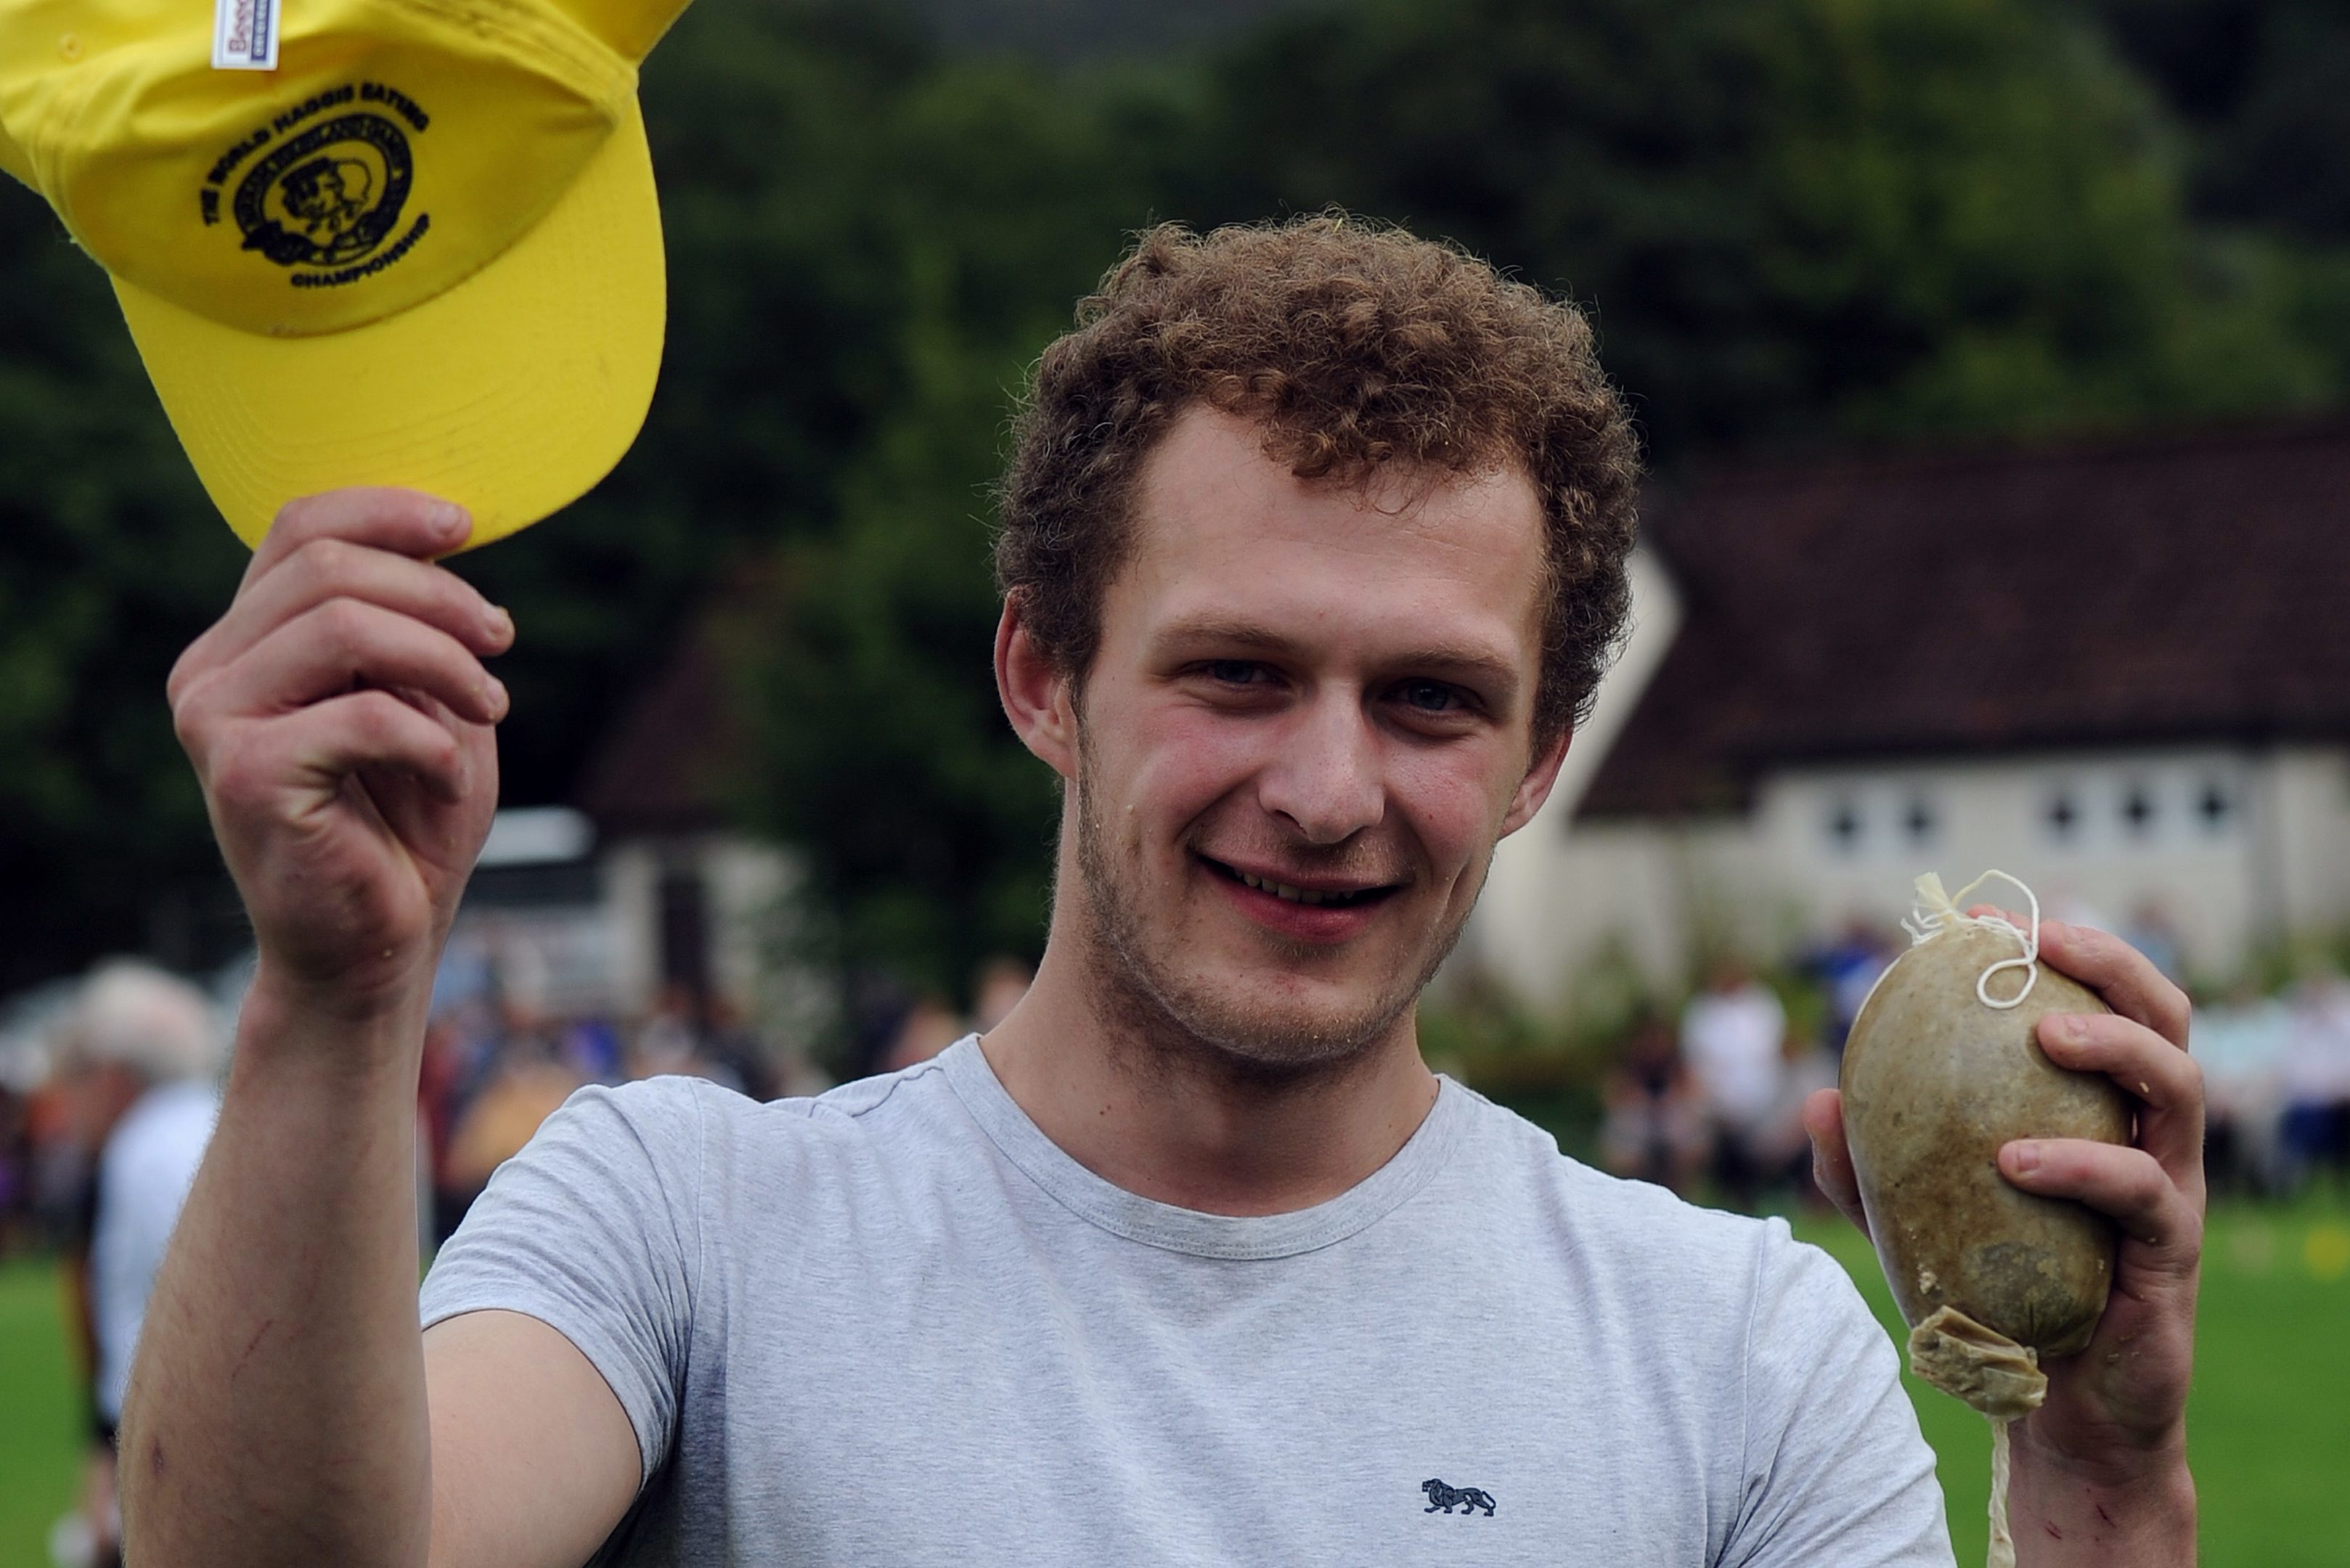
<box><xmin>1498</xmin><ymin>725</ymin><xmax>1572</xmax><ymax>838</ymax></box>
<box><xmin>996</xmin><ymin>591</ymin><xmax>1078</xmax><ymax>781</ymax></box>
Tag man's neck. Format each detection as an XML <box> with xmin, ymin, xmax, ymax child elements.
<box><xmin>977</xmin><ymin>946</ymin><xmax>1441</xmax><ymax>1217</ymax></box>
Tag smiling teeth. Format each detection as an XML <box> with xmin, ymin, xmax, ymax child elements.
<box><xmin>1238</xmin><ymin>871</ymin><xmax>1354</xmax><ymax>906</ymax></box>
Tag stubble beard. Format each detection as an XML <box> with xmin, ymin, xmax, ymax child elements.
<box><xmin>1067</xmin><ymin>735</ymin><xmax>1480</xmax><ymax>1088</ymax></box>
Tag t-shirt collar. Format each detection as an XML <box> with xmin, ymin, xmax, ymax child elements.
<box><xmin>939</xmin><ymin>1034</ymin><xmax>1469</xmax><ymax>1260</ymax></box>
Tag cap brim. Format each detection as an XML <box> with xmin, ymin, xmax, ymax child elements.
<box><xmin>114</xmin><ymin>97</ymin><xmax>664</xmax><ymax>551</ymax></box>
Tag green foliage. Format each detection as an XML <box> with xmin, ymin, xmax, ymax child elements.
<box><xmin>1179</xmin><ymin>0</ymin><xmax>2331</xmax><ymax>454</ymax></box>
<box><xmin>725</xmin><ymin>50</ymin><xmax>1154</xmax><ymax>995</ymax></box>
<box><xmin>2084</xmin><ymin>0</ymin><xmax>2350</xmax><ymax>240</ymax></box>
<box><xmin>0</xmin><ymin>200</ymin><xmax>242</xmax><ymax>989</ymax></box>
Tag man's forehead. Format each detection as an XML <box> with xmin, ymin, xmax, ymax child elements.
<box><xmin>1119</xmin><ymin>407</ymin><xmax>1549</xmax><ymax>647</ymax></box>
<box><xmin>1133</xmin><ymin>407</ymin><xmax>1538</xmax><ymax>537</ymax></box>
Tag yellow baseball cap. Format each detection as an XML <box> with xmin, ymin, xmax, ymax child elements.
<box><xmin>0</xmin><ymin>0</ymin><xmax>690</xmax><ymax>548</ymax></box>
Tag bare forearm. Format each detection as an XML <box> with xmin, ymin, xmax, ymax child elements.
<box><xmin>2010</xmin><ymin>1434</ymin><xmax>2196</xmax><ymax>1567</ymax></box>
<box><xmin>119</xmin><ymin>977</ymin><xmax>435</xmax><ymax>1568</ymax></box>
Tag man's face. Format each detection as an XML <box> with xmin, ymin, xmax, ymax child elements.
<box><xmin>1056</xmin><ymin>407</ymin><xmax>1563</xmax><ymax>1074</ymax></box>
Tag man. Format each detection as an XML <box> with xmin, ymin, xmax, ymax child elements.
<box><xmin>129</xmin><ymin>219</ymin><xmax>2203</xmax><ymax>1565</ymax></box>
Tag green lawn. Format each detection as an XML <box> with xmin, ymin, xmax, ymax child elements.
<box><xmin>0</xmin><ymin>1258</ymin><xmax>80</xmax><ymax>1568</ymax></box>
<box><xmin>1</xmin><ymin>1195</ymin><xmax>2343</xmax><ymax>1564</ymax></box>
<box><xmin>1796</xmin><ymin>1190</ymin><xmax>2350</xmax><ymax>1567</ymax></box>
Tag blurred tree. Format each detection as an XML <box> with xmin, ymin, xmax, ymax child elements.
<box><xmin>1172</xmin><ymin>0</ymin><xmax>2330</xmax><ymax>457</ymax></box>
<box><xmin>730</xmin><ymin>57</ymin><xmax>1154</xmax><ymax>998</ymax></box>
<box><xmin>0</xmin><ymin>194</ymin><xmax>241</xmax><ymax>989</ymax></box>
<box><xmin>2081</xmin><ymin>0</ymin><xmax>2350</xmax><ymax>240</ymax></box>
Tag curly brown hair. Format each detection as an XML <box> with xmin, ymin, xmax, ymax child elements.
<box><xmin>995</xmin><ymin>214</ymin><xmax>1642</xmax><ymax>747</ymax></box>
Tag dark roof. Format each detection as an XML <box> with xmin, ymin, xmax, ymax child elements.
<box><xmin>574</xmin><ymin>622</ymin><xmax>738</xmax><ymax>839</ymax></box>
<box><xmin>1581</xmin><ymin>418</ymin><xmax>2350</xmax><ymax>817</ymax></box>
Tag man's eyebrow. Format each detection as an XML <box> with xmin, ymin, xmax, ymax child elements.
<box><xmin>1152</xmin><ymin>616</ymin><xmax>1523</xmax><ymax>694</ymax></box>
<box><xmin>1152</xmin><ymin>617</ymin><xmax>1305</xmax><ymax>656</ymax></box>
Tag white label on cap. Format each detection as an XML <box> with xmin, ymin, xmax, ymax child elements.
<box><xmin>212</xmin><ymin>0</ymin><xmax>280</xmax><ymax>70</ymax></box>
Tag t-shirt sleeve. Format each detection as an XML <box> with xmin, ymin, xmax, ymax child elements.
<box><xmin>420</xmin><ymin>1078</ymin><xmax>703</xmax><ymax>1490</ymax></box>
<box><xmin>1723</xmin><ymin>1220</ymin><xmax>1956</xmax><ymax>1568</ymax></box>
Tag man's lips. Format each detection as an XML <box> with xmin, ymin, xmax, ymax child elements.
<box><xmin>1194</xmin><ymin>853</ymin><xmax>1403</xmax><ymax>939</ymax></box>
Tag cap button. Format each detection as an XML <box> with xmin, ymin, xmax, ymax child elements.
<box><xmin>58</xmin><ymin>33</ymin><xmax>83</xmax><ymax>60</ymax></box>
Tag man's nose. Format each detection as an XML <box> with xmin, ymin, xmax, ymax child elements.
<box><xmin>1257</xmin><ymin>690</ymin><xmax>1384</xmax><ymax>845</ymax></box>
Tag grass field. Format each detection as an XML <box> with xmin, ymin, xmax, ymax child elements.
<box><xmin>2</xmin><ymin>1194</ymin><xmax>2344</xmax><ymax>1564</ymax></box>
<box><xmin>1796</xmin><ymin>1189</ymin><xmax>2350</xmax><ymax>1566</ymax></box>
<box><xmin>0</xmin><ymin>1258</ymin><xmax>79</xmax><ymax>1568</ymax></box>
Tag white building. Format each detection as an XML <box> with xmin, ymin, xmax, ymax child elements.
<box><xmin>1465</xmin><ymin>419</ymin><xmax>2350</xmax><ymax>1007</ymax></box>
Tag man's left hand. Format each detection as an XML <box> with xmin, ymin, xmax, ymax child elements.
<box><xmin>1805</xmin><ymin>916</ymin><xmax>2202</xmax><ymax>1563</ymax></box>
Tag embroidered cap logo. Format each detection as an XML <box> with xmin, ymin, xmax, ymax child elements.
<box><xmin>203</xmin><ymin>84</ymin><xmax>431</xmax><ymax>290</ymax></box>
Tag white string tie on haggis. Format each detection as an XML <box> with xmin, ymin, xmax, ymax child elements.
<box><xmin>1901</xmin><ymin>868</ymin><xmax>2041</xmax><ymax>1010</ymax></box>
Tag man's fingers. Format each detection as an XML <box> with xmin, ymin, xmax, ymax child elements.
<box><xmin>243</xmin><ymin>488</ymin><xmax>473</xmax><ymax>585</ymax></box>
<box><xmin>1999</xmin><ymin>1138</ymin><xmax>2202</xmax><ymax>1274</ymax></box>
<box><xmin>2036</xmin><ymin>919</ymin><xmax>2192</xmax><ymax>1050</ymax></box>
<box><xmin>1802</xmin><ymin>1088</ymin><xmax>1870</xmax><ymax>1236</ymax></box>
<box><xmin>184</xmin><ymin>538</ymin><xmax>512</xmax><ymax>694</ymax></box>
<box><xmin>195</xmin><ymin>597</ymin><xmax>508</xmax><ymax>729</ymax></box>
<box><xmin>217</xmin><ymin>690</ymin><xmax>472</xmax><ymax>811</ymax></box>
<box><xmin>2036</xmin><ymin>1011</ymin><xmax>2206</xmax><ymax>1188</ymax></box>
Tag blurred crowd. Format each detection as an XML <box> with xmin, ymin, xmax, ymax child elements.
<box><xmin>1599</xmin><ymin>920</ymin><xmax>2350</xmax><ymax>1209</ymax></box>
<box><xmin>0</xmin><ymin>942</ymin><xmax>1044</xmax><ymax>1261</ymax></box>
<box><xmin>0</xmin><ymin>939</ymin><xmax>1032</xmax><ymax>1567</ymax></box>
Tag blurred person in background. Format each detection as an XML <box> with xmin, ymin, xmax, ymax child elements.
<box><xmin>1598</xmin><ymin>1008</ymin><xmax>1706</xmax><ymax>1193</ymax></box>
<box><xmin>2280</xmin><ymin>962</ymin><xmax>2350</xmax><ymax>1188</ymax></box>
<box><xmin>2193</xmin><ymin>977</ymin><xmax>2293</xmax><ymax>1196</ymax></box>
<box><xmin>0</xmin><ymin>1077</ymin><xmax>29</xmax><ymax>1256</ymax></box>
<box><xmin>438</xmin><ymin>1032</ymin><xmax>586</xmax><ymax>1217</ymax></box>
<box><xmin>1757</xmin><ymin>1021</ymin><xmax>1841</xmax><ymax>1209</ymax></box>
<box><xmin>2123</xmin><ymin>902</ymin><xmax>2187</xmax><ymax>988</ymax></box>
<box><xmin>969</xmin><ymin>956</ymin><xmax>1035</xmax><ymax>1034</ymax></box>
<box><xmin>1808</xmin><ymin>917</ymin><xmax>1897</xmax><ymax>1058</ymax></box>
<box><xmin>1678</xmin><ymin>958</ymin><xmax>1787</xmax><ymax>1209</ymax></box>
<box><xmin>698</xmin><ymin>995</ymin><xmax>777</xmax><ymax>1101</ymax></box>
<box><xmin>628</xmin><ymin>984</ymin><xmax>745</xmax><ymax>1090</ymax></box>
<box><xmin>878</xmin><ymin>996</ymin><xmax>965</xmax><ymax>1073</ymax></box>
<box><xmin>57</xmin><ymin>960</ymin><xmax>223</xmax><ymax>1568</ymax></box>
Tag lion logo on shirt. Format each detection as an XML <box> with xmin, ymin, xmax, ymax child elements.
<box><xmin>1421</xmin><ymin>1478</ymin><xmax>1497</xmax><ymax>1516</ymax></box>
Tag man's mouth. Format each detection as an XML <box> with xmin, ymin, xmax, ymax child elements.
<box><xmin>1198</xmin><ymin>854</ymin><xmax>1400</xmax><ymax>910</ymax></box>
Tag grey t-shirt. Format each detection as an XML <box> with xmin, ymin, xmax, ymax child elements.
<box><xmin>421</xmin><ymin>1037</ymin><xmax>1952</xmax><ymax>1566</ymax></box>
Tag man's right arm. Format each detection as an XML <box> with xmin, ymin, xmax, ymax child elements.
<box><xmin>119</xmin><ymin>490</ymin><xmax>640</xmax><ymax>1568</ymax></box>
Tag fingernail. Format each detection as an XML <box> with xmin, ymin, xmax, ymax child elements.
<box><xmin>430</xmin><ymin>502</ymin><xmax>470</xmax><ymax>540</ymax></box>
<box><xmin>2048</xmin><ymin>1013</ymin><xmax>2083</xmax><ymax>1042</ymax></box>
<box><xmin>2004</xmin><ymin>1142</ymin><xmax>2041</xmax><ymax>1175</ymax></box>
<box><xmin>487</xmin><ymin>605</ymin><xmax>515</xmax><ymax>643</ymax></box>
<box><xmin>487</xmin><ymin>677</ymin><xmax>510</xmax><ymax>719</ymax></box>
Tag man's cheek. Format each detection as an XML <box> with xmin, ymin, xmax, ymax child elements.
<box><xmin>1142</xmin><ymin>727</ymin><xmax>1262</xmax><ymax>825</ymax></box>
<box><xmin>1388</xmin><ymin>761</ymin><xmax>1497</xmax><ymax>869</ymax></box>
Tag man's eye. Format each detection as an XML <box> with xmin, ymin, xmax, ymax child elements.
<box><xmin>1398</xmin><ymin>680</ymin><xmax>1463</xmax><ymax>713</ymax></box>
<box><xmin>1207</xmin><ymin>661</ymin><xmax>1261</xmax><ymax>685</ymax></box>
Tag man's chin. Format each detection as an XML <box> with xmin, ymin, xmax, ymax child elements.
<box><xmin>1133</xmin><ymin>966</ymin><xmax>1419</xmax><ymax>1078</ymax></box>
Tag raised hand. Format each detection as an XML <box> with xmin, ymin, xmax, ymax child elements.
<box><xmin>167</xmin><ymin>489</ymin><xmax>513</xmax><ymax>1023</ymax></box>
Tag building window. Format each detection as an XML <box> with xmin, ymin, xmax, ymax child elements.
<box><xmin>1826</xmin><ymin>797</ymin><xmax>1863</xmax><ymax>854</ymax></box>
<box><xmin>2198</xmin><ymin>780</ymin><xmax>2234</xmax><ymax>835</ymax></box>
<box><xmin>2045</xmin><ymin>788</ymin><xmax>2081</xmax><ymax>844</ymax></box>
